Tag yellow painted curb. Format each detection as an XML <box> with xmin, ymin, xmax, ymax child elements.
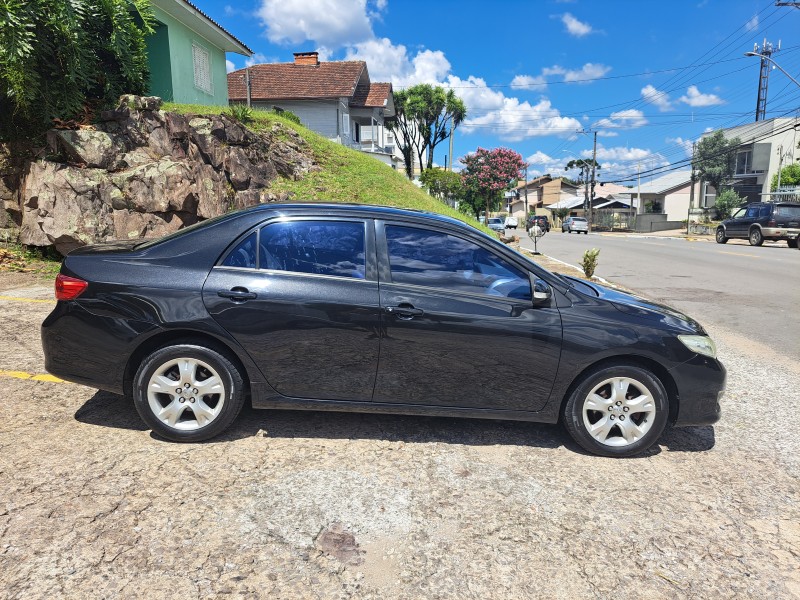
<box><xmin>0</xmin><ymin>369</ymin><xmax>66</xmax><ymax>383</ymax></box>
<box><xmin>0</xmin><ymin>295</ymin><xmax>54</xmax><ymax>304</ymax></box>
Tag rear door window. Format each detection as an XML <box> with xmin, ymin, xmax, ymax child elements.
<box><xmin>259</xmin><ymin>220</ymin><xmax>366</xmax><ymax>279</ymax></box>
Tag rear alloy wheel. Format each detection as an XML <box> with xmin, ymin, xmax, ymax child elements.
<box><xmin>715</xmin><ymin>228</ymin><xmax>728</xmax><ymax>244</ymax></box>
<box><xmin>563</xmin><ymin>364</ymin><xmax>669</xmax><ymax>457</ymax></box>
<box><xmin>133</xmin><ymin>344</ymin><xmax>245</xmax><ymax>442</ymax></box>
<box><xmin>749</xmin><ymin>227</ymin><xmax>764</xmax><ymax>246</ymax></box>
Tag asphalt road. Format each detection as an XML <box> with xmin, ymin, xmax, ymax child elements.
<box><xmin>520</xmin><ymin>230</ymin><xmax>800</xmax><ymax>363</ymax></box>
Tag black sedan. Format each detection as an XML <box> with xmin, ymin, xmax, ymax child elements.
<box><xmin>42</xmin><ymin>203</ymin><xmax>724</xmax><ymax>457</ymax></box>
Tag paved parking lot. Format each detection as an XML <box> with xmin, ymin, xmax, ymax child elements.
<box><xmin>1</xmin><ymin>271</ymin><xmax>799</xmax><ymax>599</ymax></box>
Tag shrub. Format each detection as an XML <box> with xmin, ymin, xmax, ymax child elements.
<box><xmin>714</xmin><ymin>188</ymin><xmax>746</xmax><ymax>220</ymax></box>
<box><xmin>272</xmin><ymin>107</ymin><xmax>301</xmax><ymax>124</ymax></box>
<box><xmin>224</xmin><ymin>104</ymin><xmax>253</xmax><ymax>124</ymax></box>
<box><xmin>581</xmin><ymin>248</ymin><xmax>600</xmax><ymax>278</ymax></box>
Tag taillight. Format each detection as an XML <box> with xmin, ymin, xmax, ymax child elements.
<box><xmin>55</xmin><ymin>274</ymin><xmax>88</xmax><ymax>301</ymax></box>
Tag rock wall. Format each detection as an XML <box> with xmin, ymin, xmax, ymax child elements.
<box><xmin>11</xmin><ymin>95</ymin><xmax>318</xmax><ymax>254</ymax></box>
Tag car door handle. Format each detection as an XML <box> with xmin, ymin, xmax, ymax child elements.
<box><xmin>218</xmin><ymin>287</ymin><xmax>257</xmax><ymax>302</ymax></box>
<box><xmin>385</xmin><ymin>305</ymin><xmax>424</xmax><ymax>319</ymax></box>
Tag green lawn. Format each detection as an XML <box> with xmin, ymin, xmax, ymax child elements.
<box><xmin>163</xmin><ymin>103</ymin><xmax>491</xmax><ymax>233</ymax></box>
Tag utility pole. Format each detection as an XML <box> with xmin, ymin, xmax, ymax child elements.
<box><xmin>589</xmin><ymin>131</ymin><xmax>597</xmax><ymax>232</ymax></box>
<box><xmin>752</xmin><ymin>39</ymin><xmax>780</xmax><ymax>121</ymax></box>
<box><xmin>524</xmin><ymin>163</ymin><xmax>529</xmax><ymax>217</ymax></box>
<box><xmin>636</xmin><ymin>164</ymin><xmax>642</xmax><ymax>226</ymax></box>
<box><xmin>447</xmin><ymin>121</ymin><xmax>454</xmax><ymax>171</ymax></box>
<box><xmin>776</xmin><ymin>144</ymin><xmax>785</xmax><ymax>192</ymax></box>
<box><xmin>245</xmin><ymin>68</ymin><xmax>252</xmax><ymax>108</ymax></box>
<box><xmin>687</xmin><ymin>142</ymin><xmax>696</xmax><ymax>235</ymax></box>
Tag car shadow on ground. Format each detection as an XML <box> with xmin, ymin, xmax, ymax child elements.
<box><xmin>74</xmin><ymin>392</ymin><xmax>716</xmax><ymax>456</ymax></box>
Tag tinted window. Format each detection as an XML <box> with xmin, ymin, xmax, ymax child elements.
<box><xmin>759</xmin><ymin>206</ymin><xmax>771</xmax><ymax>218</ymax></box>
<box><xmin>221</xmin><ymin>232</ymin><xmax>257</xmax><ymax>268</ymax></box>
<box><xmin>259</xmin><ymin>221</ymin><xmax>366</xmax><ymax>279</ymax></box>
<box><xmin>775</xmin><ymin>205</ymin><xmax>800</xmax><ymax>217</ymax></box>
<box><xmin>385</xmin><ymin>226</ymin><xmax>531</xmax><ymax>300</ymax></box>
<box><xmin>746</xmin><ymin>206</ymin><xmax>760</xmax><ymax>218</ymax></box>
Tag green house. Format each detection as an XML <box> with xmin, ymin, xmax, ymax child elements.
<box><xmin>146</xmin><ymin>0</ymin><xmax>252</xmax><ymax>105</ymax></box>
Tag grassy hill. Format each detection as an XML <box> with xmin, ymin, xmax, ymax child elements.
<box><xmin>164</xmin><ymin>103</ymin><xmax>489</xmax><ymax>233</ymax></box>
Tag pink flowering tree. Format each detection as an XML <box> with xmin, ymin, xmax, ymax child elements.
<box><xmin>460</xmin><ymin>147</ymin><xmax>526</xmax><ymax>223</ymax></box>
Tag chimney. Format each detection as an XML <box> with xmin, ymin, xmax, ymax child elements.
<box><xmin>293</xmin><ymin>51</ymin><xmax>320</xmax><ymax>66</ymax></box>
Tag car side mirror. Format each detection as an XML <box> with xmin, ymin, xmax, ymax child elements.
<box><xmin>532</xmin><ymin>277</ymin><xmax>552</xmax><ymax>306</ymax></box>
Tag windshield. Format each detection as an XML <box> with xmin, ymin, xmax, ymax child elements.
<box><xmin>488</xmin><ymin>218</ymin><xmax>502</xmax><ymax>224</ymax></box>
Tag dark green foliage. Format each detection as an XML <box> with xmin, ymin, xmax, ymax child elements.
<box><xmin>714</xmin><ymin>189</ymin><xmax>745</xmax><ymax>220</ymax></box>
<box><xmin>224</xmin><ymin>104</ymin><xmax>254</xmax><ymax>124</ymax></box>
<box><xmin>580</xmin><ymin>248</ymin><xmax>600</xmax><ymax>278</ymax></box>
<box><xmin>692</xmin><ymin>131</ymin><xmax>741</xmax><ymax>195</ymax></box>
<box><xmin>0</xmin><ymin>0</ymin><xmax>154</xmax><ymax>139</ymax></box>
<box><xmin>271</xmin><ymin>106</ymin><xmax>301</xmax><ymax>125</ymax></box>
<box><xmin>419</xmin><ymin>168</ymin><xmax>463</xmax><ymax>202</ymax></box>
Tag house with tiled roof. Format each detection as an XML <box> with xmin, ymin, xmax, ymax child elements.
<box><xmin>146</xmin><ymin>0</ymin><xmax>252</xmax><ymax>106</ymax></box>
<box><xmin>228</xmin><ymin>52</ymin><xmax>401</xmax><ymax>169</ymax></box>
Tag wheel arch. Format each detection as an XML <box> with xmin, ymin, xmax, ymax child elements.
<box><xmin>123</xmin><ymin>330</ymin><xmax>253</xmax><ymax>400</ymax></box>
<box><xmin>557</xmin><ymin>354</ymin><xmax>679</xmax><ymax>424</ymax></box>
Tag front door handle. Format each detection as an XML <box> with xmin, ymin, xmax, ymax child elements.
<box><xmin>218</xmin><ymin>287</ymin><xmax>258</xmax><ymax>302</ymax></box>
<box><xmin>385</xmin><ymin>304</ymin><xmax>424</xmax><ymax>319</ymax></box>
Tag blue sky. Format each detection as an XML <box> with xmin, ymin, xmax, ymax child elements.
<box><xmin>210</xmin><ymin>0</ymin><xmax>800</xmax><ymax>184</ymax></box>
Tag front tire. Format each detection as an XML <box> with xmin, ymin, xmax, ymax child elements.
<box><xmin>749</xmin><ymin>227</ymin><xmax>764</xmax><ymax>246</ymax></box>
<box><xmin>563</xmin><ymin>364</ymin><xmax>669</xmax><ymax>457</ymax></box>
<box><xmin>715</xmin><ymin>228</ymin><xmax>728</xmax><ymax>244</ymax></box>
<box><xmin>133</xmin><ymin>344</ymin><xmax>245</xmax><ymax>442</ymax></box>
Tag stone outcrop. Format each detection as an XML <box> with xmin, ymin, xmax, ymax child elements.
<box><xmin>12</xmin><ymin>95</ymin><xmax>318</xmax><ymax>254</ymax></box>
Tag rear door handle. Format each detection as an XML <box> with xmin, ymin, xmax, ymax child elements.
<box><xmin>385</xmin><ymin>305</ymin><xmax>424</xmax><ymax>319</ymax></box>
<box><xmin>218</xmin><ymin>287</ymin><xmax>257</xmax><ymax>302</ymax></box>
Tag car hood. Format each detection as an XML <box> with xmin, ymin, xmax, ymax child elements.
<box><xmin>563</xmin><ymin>276</ymin><xmax>706</xmax><ymax>335</ymax></box>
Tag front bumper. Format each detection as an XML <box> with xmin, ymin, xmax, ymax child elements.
<box><xmin>669</xmin><ymin>354</ymin><xmax>726</xmax><ymax>426</ymax></box>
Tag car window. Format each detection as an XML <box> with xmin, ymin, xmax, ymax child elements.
<box><xmin>746</xmin><ymin>206</ymin><xmax>760</xmax><ymax>218</ymax></box>
<box><xmin>759</xmin><ymin>206</ymin><xmax>771</xmax><ymax>218</ymax></box>
<box><xmin>775</xmin><ymin>205</ymin><xmax>800</xmax><ymax>217</ymax></box>
<box><xmin>221</xmin><ymin>231</ymin><xmax>257</xmax><ymax>269</ymax></box>
<box><xmin>385</xmin><ymin>225</ymin><xmax>532</xmax><ymax>300</ymax></box>
<box><xmin>573</xmin><ymin>218</ymin><xmax>587</xmax><ymax>222</ymax></box>
<box><xmin>730</xmin><ymin>208</ymin><xmax>746</xmax><ymax>219</ymax></box>
<box><xmin>259</xmin><ymin>220</ymin><xmax>366</xmax><ymax>279</ymax></box>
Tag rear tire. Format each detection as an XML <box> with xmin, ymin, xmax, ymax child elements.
<box><xmin>788</xmin><ymin>238</ymin><xmax>798</xmax><ymax>249</ymax></box>
<box><xmin>563</xmin><ymin>364</ymin><xmax>669</xmax><ymax>457</ymax></box>
<box><xmin>133</xmin><ymin>344</ymin><xmax>245</xmax><ymax>442</ymax></box>
<box><xmin>715</xmin><ymin>228</ymin><xmax>728</xmax><ymax>244</ymax></box>
<box><xmin>749</xmin><ymin>227</ymin><xmax>764</xmax><ymax>246</ymax></box>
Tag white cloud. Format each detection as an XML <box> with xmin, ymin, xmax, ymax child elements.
<box><xmin>460</xmin><ymin>95</ymin><xmax>583</xmax><ymax>142</ymax></box>
<box><xmin>245</xmin><ymin>53</ymin><xmax>274</xmax><ymax>67</ymax></box>
<box><xmin>583</xmin><ymin>146</ymin><xmax>653</xmax><ymax>162</ymax></box>
<box><xmin>542</xmin><ymin>63</ymin><xmax>610</xmax><ymax>83</ymax></box>
<box><xmin>561</xmin><ymin>13</ymin><xmax>593</xmax><ymax>37</ymax></box>
<box><xmin>641</xmin><ymin>84</ymin><xmax>673</xmax><ymax>111</ymax></box>
<box><xmin>745</xmin><ymin>14</ymin><xmax>758</xmax><ymax>31</ymax></box>
<box><xmin>678</xmin><ymin>85</ymin><xmax>725</xmax><ymax>107</ymax></box>
<box><xmin>226</xmin><ymin>59</ymin><xmax>236</xmax><ymax>73</ymax></box>
<box><xmin>525</xmin><ymin>151</ymin><xmax>569</xmax><ymax>177</ymax></box>
<box><xmin>345</xmin><ymin>38</ymin><xmax>451</xmax><ymax>86</ymax></box>
<box><xmin>511</xmin><ymin>74</ymin><xmax>547</xmax><ymax>91</ymax></box>
<box><xmin>667</xmin><ymin>136</ymin><xmax>694</xmax><ymax>157</ymax></box>
<box><xmin>257</xmin><ymin>0</ymin><xmax>380</xmax><ymax>47</ymax></box>
<box><xmin>593</xmin><ymin>109</ymin><xmax>648</xmax><ymax>135</ymax></box>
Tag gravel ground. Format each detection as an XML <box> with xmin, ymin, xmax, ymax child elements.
<box><xmin>1</xmin><ymin>271</ymin><xmax>798</xmax><ymax>599</ymax></box>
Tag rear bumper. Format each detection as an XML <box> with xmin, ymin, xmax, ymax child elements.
<box><xmin>761</xmin><ymin>227</ymin><xmax>799</xmax><ymax>240</ymax></box>
<box><xmin>669</xmin><ymin>355</ymin><xmax>726</xmax><ymax>426</ymax></box>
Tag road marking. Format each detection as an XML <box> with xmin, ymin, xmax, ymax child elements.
<box><xmin>0</xmin><ymin>369</ymin><xmax>67</xmax><ymax>383</ymax></box>
<box><xmin>717</xmin><ymin>251</ymin><xmax>762</xmax><ymax>259</ymax></box>
<box><xmin>0</xmin><ymin>295</ymin><xmax>54</xmax><ymax>303</ymax></box>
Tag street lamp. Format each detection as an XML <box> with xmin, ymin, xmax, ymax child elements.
<box><xmin>744</xmin><ymin>51</ymin><xmax>800</xmax><ymax>89</ymax></box>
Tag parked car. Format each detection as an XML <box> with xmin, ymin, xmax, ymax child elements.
<box><xmin>504</xmin><ymin>216</ymin><xmax>519</xmax><ymax>229</ymax></box>
<box><xmin>716</xmin><ymin>202</ymin><xmax>800</xmax><ymax>247</ymax></box>
<box><xmin>42</xmin><ymin>204</ymin><xmax>724</xmax><ymax>458</ymax></box>
<box><xmin>487</xmin><ymin>217</ymin><xmax>505</xmax><ymax>233</ymax></box>
<box><xmin>527</xmin><ymin>215</ymin><xmax>550</xmax><ymax>232</ymax></box>
<box><xmin>562</xmin><ymin>216</ymin><xmax>589</xmax><ymax>234</ymax></box>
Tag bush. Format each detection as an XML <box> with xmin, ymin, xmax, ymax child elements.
<box><xmin>272</xmin><ymin>107</ymin><xmax>301</xmax><ymax>124</ymax></box>
<box><xmin>714</xmin><ymin>188</ymin><xmax>746</xmax><ymax>220</ymax></box>
<box><xmin>224</xmin><ymin>104</ymin><xmax>253</xmax><ymax>124</ymax></box>
<box><xmin>581</xmin><ymin>248</ymin><xmax>600</xmax><ymax>278</ymax></box>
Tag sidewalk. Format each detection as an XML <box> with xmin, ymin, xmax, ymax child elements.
<box><xmin>593</xmin><ymin>228</ymin><xmax>715</xmax><ymax>242</ymax></box>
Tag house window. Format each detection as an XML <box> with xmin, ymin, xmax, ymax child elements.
<box><xmin>341</xmin><ymin>113</ymin><xmax>350</xmax><ymax>136</ymax></box>
<box><xmin>735</xmin><ymin>150</ymin><xmax>752</xmax><ymax>175</ymax></box>
<box><xmin>192</xmin><ymin>43</ymin><xmax>213</xmax><ymax>94</ymax></box>
<box><xmin>387</xmin><ymin>133</ymin><xmax>394</xmax><ymax>144</ymax></box>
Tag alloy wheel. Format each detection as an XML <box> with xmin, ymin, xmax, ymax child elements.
<box><xmin>582</xmin><ymin>376</ymin><xmax>656</xmax><ymax>447</ymax></box>
<box><xmin>146</xmin><ymin>357</ymin><xmax>226</xmax><ymax>430</ymax></box>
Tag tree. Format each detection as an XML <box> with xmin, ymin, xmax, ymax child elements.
<box><xmin>714</xmin><ymin>188</ymin><xmax>745</xmax><ymax>220</ymax></box>
<box><xmin>0</xmin><ymin>0</ymin><xmax>154</xmax><ymax>139</ymax></box>
<box><xmin>770</xmin><ymin>163</ymin><xmax>800</xmax><ymax>191</ymax></box>
<box><xmin>419</xmin><ymin>168</ymin><xmax>463</xmax><ymax>204</ymax></box>
<box><xmin>552</xmin><ymin>207</ymin><xmax>570</xmax><ymax>225</ymax></box>
<box><xmin>387</xmin><ymin>84</ymin><xmax>466</xmax><ymax>178</ymax></box>
<box><xmin>692</xmin><ymin>131</ymin><xmax>741</xmax><ymax>195</ymax></box>
<box><xmin>460</xmin><ymin>147</ymin><xmax>526</xmax><ymax>226</ymax></box>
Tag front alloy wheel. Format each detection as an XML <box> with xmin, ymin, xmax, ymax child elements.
<box><xmin>563</xmin><ymin>365</ymin><xmax>669</xmax><ymax>457</ymax></box>
<box><xmin>133</xmin><ymin>344</ymin><xmax>245</xmax><ymax>442</ymax></box>
<box><xmin>715</xmin><ymin>228</ymin><xmax>728</xmax><ymax>244</ymax></box>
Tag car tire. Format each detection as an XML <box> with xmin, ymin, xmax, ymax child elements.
<box><xmin>133</xmin><ymin>344</ymin><xmax>245</xmax><ymax>442</ymax></box>
<box><xmin>715</xmin><ymin>228</ymin><xmax>728</xmax><ymax>244</ymax></box>
<box><xmin>749</xmin><ymin>227</ymin><xmax>764</xmax><ymax>246</ymax></box>
<box><xmin>562</xmin><ymin>364</ymin><xmax>669</xmax><ymax>458</ymax></box>
<box><xmin>583</xmin><ymin>231</ymin><xmax>588</xmax><ymax>235</ymax></box>
<box><xmin>788</xmin><ymin>238</ymin><xmax>798</xmax><ymax>249</ymax></box>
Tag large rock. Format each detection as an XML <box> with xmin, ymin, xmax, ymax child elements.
<box><xmin>12</xmin><ymin>95</ymin><xmax>319</xmax><ymax>253</ymax></box>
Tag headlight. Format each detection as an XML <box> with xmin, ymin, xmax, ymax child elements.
<box><xmin>678</xmin><ymin>335</ymin><xmax>717</xmax><ymax>359</ymax></box>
